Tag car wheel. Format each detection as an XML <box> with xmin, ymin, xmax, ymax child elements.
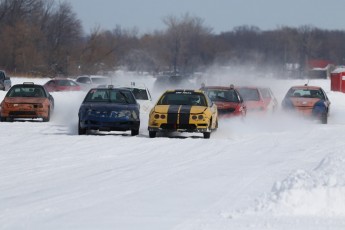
<box><xmin>0</xmin><ymin>117</ymin><xmax>6</xmax><ymax>122</ymax></box>
<box><xmin>131</xmin><ymin>129</ymin><xmax>139</xmax><ymax>136</ymax></box>
<box><xmin>203</xmin><ymin>132</ymin><xmax>211</xmax><ymax>139</ymax></box>
<box><xmin>78</xmin><ymin>120</ymin><xmax>86</xmax><ymax>135</ymax></box>
<box><xmin>204</xmin><ymin>119</ymin><xmax>212</xmax><ymax>139</ymax></box>
<box><xmin>321</xmin><ymin>113</ymin><xmax>328</xmax><ymax>124</ymax></box>
<box><xmin>149</xmin><ymin>131</ymin><xmax>156</xmax><ymax>138</ymax></box>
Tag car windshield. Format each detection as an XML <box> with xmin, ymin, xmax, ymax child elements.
<box><xmin>204</xmin><ymin>89</ymin><xmax>239</xmax><ymax>102</ymax></box>
<box><xmin>289</xmin><ymin>88</ymin><xmax>325</xmax><ymax>99</ymax></box>
<box><xmin>7</xmin><ymin>85</ymin><xmax>46</xmax><ymax>98</ymax></box>
<box><xmin>237</xmin><ymin>88</ymin><xmax>260</xmax><ymax>101</ymax></box>
<box><xmin>158</xmin><ymin>91</ymin><xmax>207</xmax><ymax>106</ymax></box>
<box><xmin>84</xmin><ymin>88</ymin><xmax>136</xmax><ymax>104</ymax></box>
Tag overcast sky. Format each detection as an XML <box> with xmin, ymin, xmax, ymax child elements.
<box><xmin>66</xmin><ymin>0</ymin><xmax>345</xmax><ymax>34</ymax></box>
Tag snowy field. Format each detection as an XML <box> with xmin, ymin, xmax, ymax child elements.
<box><xmin>1</xmin><ymin>73</ymin><xmax>345</xmax><ymax>230</ymax></box>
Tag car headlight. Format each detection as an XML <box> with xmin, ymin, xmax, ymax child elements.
<box><xmin>152</xmin><ymin>113</ymin><xmax>166</xmax><ymax>119</ymax></box>
<box><xmin>191</xmin><ymin>114</ymin><xmax>205</xmax><ymax>120</ymax></box>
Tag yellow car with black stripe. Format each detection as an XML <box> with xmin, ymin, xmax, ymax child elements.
<box><xmin>148</xmin><ymin>90</ymin><xmax>218</xmax><ymax>138</ymax></box>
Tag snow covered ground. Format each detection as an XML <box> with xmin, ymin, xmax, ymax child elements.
<box><xmin>1</xmin><ymin>74</ymin><xmax>345</xmax><ymax>230</ymax></box>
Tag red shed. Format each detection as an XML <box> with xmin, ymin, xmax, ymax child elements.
<box><xmin>330</xmin><ymin>67</ymin><xmax>345</xmax><ymax>93</ymax></box>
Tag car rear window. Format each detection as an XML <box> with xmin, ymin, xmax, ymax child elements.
<box><xmin>290</xmin><ymin>88</ymin><xmax>325</xmax><ymax>99</ymax></box>
<box><xmin>237</xmin><ymin>88</ymin><xmax>260</xmax><ymax>101</ymax></box>
<box><xmin>7</xmin><ymin>85</ymin><xmax>46</xmax><ymax>98</ymax></box>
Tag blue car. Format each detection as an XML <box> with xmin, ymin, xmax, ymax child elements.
<box><xmin>78</xmin><ymin>86</ymin><xmax>140</xmax><ymax>135</ymax></box>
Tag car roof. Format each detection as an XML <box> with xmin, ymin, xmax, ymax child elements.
<box><xmin>13</xmin><ymin>82</ymin><xmax>43</xmax><ymax>87</ymax></box>
<box><xmin>165</xmin><ymin>89</ymin><xmax>204</xmax><ymax>93</ymax></box>
<box><xmin>203</xmin><ymin>86</ymin><xmax>235</xmax><ymax>90</ymax></box>
<box><xmin>291</xmin><ymin>85</ymin><xmax>322</xmax><ymax>90</ymax></box>
<box><xmin>235</xmin><ymin>86</ymin><xmax>259</xmax><ymax>89</ymax></box>
<box><xmin>89</xmin><ymin>86</ymin><xmax>132</xmax><ymax>91</ymax></box>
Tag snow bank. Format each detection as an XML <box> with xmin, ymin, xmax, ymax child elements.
<box><xmin>254</xmin><ymin>152</ymin><xmax>345</xmax><ymax>217</ymax></box>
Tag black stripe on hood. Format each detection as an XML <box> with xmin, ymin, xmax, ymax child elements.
<box><xmin>167</xmin><ymin>105</ymin><xmax>180</xmax><ymax>124</ymax></box>
<box><xmin>179</xmin><ymin>105</ymin><xmax>192</xmax><ymax>124</ymax></box>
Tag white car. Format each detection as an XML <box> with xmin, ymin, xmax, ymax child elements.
<box><xmin>121</xmin><ymin>83</ymin><xmax>153</xmax><ymax>113</ymax></box>
<box><xmin>76</xmin><ymin>75</ymin><xmax>112</xmax><ymax>91</ymax></box>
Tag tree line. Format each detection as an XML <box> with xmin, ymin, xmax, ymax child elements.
<box><xmin>1</xmin><ymin>0</ymin><xmax>345</xmax><ymax>78</ymax></box>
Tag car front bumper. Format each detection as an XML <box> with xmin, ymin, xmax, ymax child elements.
<box><xmin>80</xmin><ymin>116</ymin><xmax>140</xmax><ymax>131</ymax></box>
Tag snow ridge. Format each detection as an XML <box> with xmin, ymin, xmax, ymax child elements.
<box><xmin>255</xmin><ymin>152</ymin><xmax>345</xmax><ymax>217</ymax></box>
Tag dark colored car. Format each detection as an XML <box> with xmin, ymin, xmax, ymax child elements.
<box><xmin>0</xmin><ymin>70</ymin><xmax>11</xmax><ymax>91</ymax></box>
<box><xmin>281</xmin><ymin>85</ymin><xmax>330</xmax><ymax>124</ymax></box>
<box><xmin>202</xmin><ymin>85</ymin><xmax>246</xmax><ymax>118</ymax></box>
<box><xmin>78</xmin><ymin>86</ymin><xmax>140</xmax><ymax>135</ymax></box>
<box><xmin>44</xmin><ymin>78</ymin><xmax>81</xmax><ymax>92</ymax></box>
<box><xmin>0</xmin><ymin>82</ymin><xmax>54</xmax><ymax>122</ymax></box>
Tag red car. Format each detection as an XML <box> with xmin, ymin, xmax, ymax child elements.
<box><xmin>202</xmin><ymin>85</ymin><xmax>246</xmax><ymax>118</ymax></box>
<box><xmin>43</xmin><ymin>79</ymin><xmax>81</xmax><ymax>92</ymax></box>
<box><xmin>236</xmin><ymin>86</ymin><xmax>278</xmax><ymax>113</ymax></box>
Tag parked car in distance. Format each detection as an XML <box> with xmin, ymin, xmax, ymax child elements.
<box><xmin>148</xmin><ymin>89</ymin><xmax>218</xmax><ymax>139</ymax></box>
<box><xmin>236</xmin><ymin>86</ymin><xmax>269</xmax><ymax>113</ymax></box>
<box><xmin>0</xmin><ymin>70</ymin><xmax>11</xmax><ymax>91</ymax></box>
<box><xmin>43</xmin><ymin>78</ymin><xmax>81</xmax><ymax>92</ymax></box>
<box><xmin>78</xmin><ymin>86</ymin><xmax>140</xmax><ymax>136</ymax></box>
<box><xmin>76</xmin><ymin>75</ymin><xmax>112</xmax><ymax>91</ymax></box>
<box><xmin>121</xmin><ymin>82</ymin><xmax>153</xmax><ymax>113</ymax></box>
<box><xmin>258</xmin><ymin>87</ymin><xmax>278</xmax><ymax>112</ymax></box>
<box><xmin>0</xmin><ymin>82</ymin><xmax>54</xmax><ymax>122</ymax></box>
<box><xmin>281</xmin><ymin>84</ymin><xmax>330</xmax><ymax>124</ymax></box>
<box><xmin>201</xmin><ymin>85</ymin><xmax>246</xmax><ymax>118</ymax></box>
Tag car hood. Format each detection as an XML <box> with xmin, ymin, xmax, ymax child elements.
<box><xmin>80</xmin><ymin>102</ymin><xmax>138</xmax><ymax>111</ymax></box>
<box><xmin>3</xmin><ymin>97</ymin><xmax>47</xmax><ymax>104</ymax></box>
<box><xmin>153</xmin><ymin>105</ymin><xmax>207</xmax><ymax>114</ymax></box>
<box><xmin>290</xmin><ymin>97</ymin><xmax>320</xmax><ymax>107</ymax></box>
<box><xmin>214</xmin><ymin>101</ymin><xmax>239</xmax><ymax>109</ymax></box>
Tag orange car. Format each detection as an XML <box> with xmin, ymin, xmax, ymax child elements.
<box><xmin>0</xmin><ymin>82</ymin><xmax>54</xmax><ymax>122</ymax></box>
<box><xmin>281</xmin><ymin>85</ymin><xmax>330</xmax><ymax>124</ymax></box>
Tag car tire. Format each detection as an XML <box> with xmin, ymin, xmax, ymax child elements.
<box><xmin>43</xmin><ymin>108</ymin><xmax>50</xmax><ymax>122</ymax></box>
<box><xmin>149</xmin><ymin>131</ymin><xmax>156</xmax><ymax>138</ymax></box>
<box><xmin>203</xmin><ymin>132</ymin><xmax>211</xmax><ymax>139</ymax></box>
<box><xmin>131</xmin><ymin>129</ymin><xmax>139</xmax><ymax>136</ymax></box>
<box><xmin>78</xmin><ymin>120</ymin><xmax>86</xmax><ymax>135</ymax></box>
<box><xmin>0</xmin><ymin>117</ymin><xmax>6</xmax><ymax>122</ymax></box>
<box><xmin>321</xmin><ymin>114</ymin><xmax>328</xmax><ymax>124</ymax></box>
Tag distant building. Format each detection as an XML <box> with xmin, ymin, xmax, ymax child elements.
<box><xmin>306</xmin><ymin>59</ymin><xmax>335</xmax><ymax>79</ymax></box>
